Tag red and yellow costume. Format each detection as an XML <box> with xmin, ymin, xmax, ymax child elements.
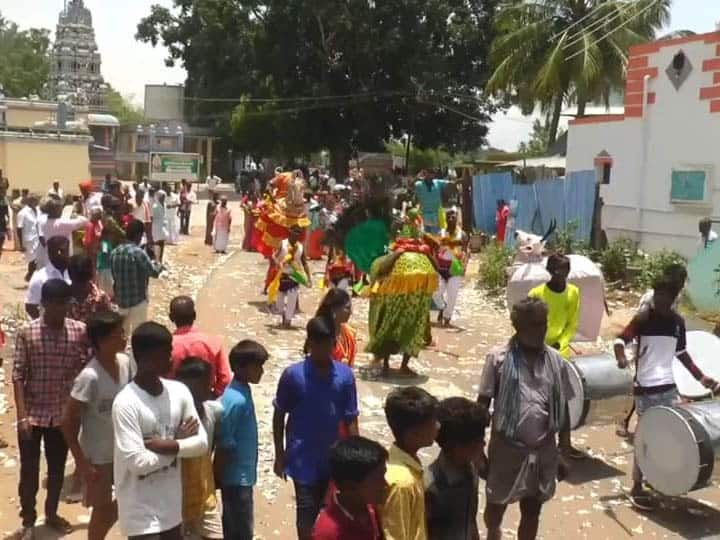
<box><xmin>255</xmin><ymin>172</ymin><xmax>310</xmax><ymax>258</ymax></box>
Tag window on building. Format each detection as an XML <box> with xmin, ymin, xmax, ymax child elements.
<box><xmin>601</xmin><ymin>164</ymin><xmax>612</xmax><ymax>185</ymax></box>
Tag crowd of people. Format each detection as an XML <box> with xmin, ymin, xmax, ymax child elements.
<box><xmin>3</xmin><ymin>165</ymin><xmax>715</xmax><ymax>540</ymax></box>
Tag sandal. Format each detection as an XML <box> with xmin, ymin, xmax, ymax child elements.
<box><xmin>45</xmin><ymin>516</ymin><xmax>73</xmax><ymax>535</ymax></box>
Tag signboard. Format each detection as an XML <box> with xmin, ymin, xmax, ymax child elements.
<box><xmin>149</xmin><ymin>152</ymin><xmax>200</xmax><ymax>182</ymax></box>
<box><xmin>671</xmin><ymin>168</ymin><xmax>708</xmax><ymax>203</ymax></box>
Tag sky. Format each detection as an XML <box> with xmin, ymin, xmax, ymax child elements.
<box><xmin>0</xmin><ymin>0</ymin><xmax>717</xmax><ymax>151</ymax></box>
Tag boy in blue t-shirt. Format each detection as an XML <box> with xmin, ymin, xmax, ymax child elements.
<box><xmin>272</xmin><ymin>316</ymin><xmax>359</xmax><ymax>540</ymax></box>
<box><xmin>216</xmin><ymin>340</ymin><xmax>268</xmax><ymax>540</ymax></box>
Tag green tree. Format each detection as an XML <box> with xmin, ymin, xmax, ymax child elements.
<box><xmin>487</xmin><ymin>0</ymin><xmax>671</xmax><ymax>146</ymax></box>
<box><xmin>136</xmin><ymin>0</ymin><xmax>500</xmax><ymax>178</ymax></box>
<box><xmin>105</xmin><ymin>86</ymin><xmax>144</xmax><ymax>124</ymax></box>
<box><xmin>518</xmin><ymin>119</ymin><xmax>566</xmax><ymax>156</ymax></box>
<box><xmin>0</xmin><ymin>13</ymin><xmax>50</xmax><ymax>98</ymax></box>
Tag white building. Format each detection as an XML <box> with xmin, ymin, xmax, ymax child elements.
<box><xmin>566</xmin><ymin>31</ymin><xmax>720</xmax><ymax>258</ymax></box>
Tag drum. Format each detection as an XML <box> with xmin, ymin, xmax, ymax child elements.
<box><xmin>566</xmin><ymin>353</ymin><xmax>634</xmax><ymax>430</ymax></box>
<box><xmin>673</xmin><ymin>331</ymin><xmax>720</xmax><ymax>399</ymax></box>
<box><xmin>635</xmin><ymin>401</ymin><xmax>720</xmax><ymax>495</ymax></box>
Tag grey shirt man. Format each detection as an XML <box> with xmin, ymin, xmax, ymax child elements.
<box><xmin>478</xmin><ymin>344</ymin><xmax>574</xmax><ymax>505</ymax></box>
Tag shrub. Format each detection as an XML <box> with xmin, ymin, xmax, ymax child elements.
<box><xmin>479</xmin><ymin>243</ymin><xmax>513</xmax><ymax>294</ymax></box>
<box><xmin>637</xmin><ymin>250</ymin><xmax>686</xmax><ymax>290</ymax></box>
<box><xmin>600</xmin><ymin>238</ymin><xmax>636</xmax><ymax>282</ymax></box>
<box><xmin>548</xmin><ymin>220</ymin><xmax>579</xmax><ymax>254</ymax></box>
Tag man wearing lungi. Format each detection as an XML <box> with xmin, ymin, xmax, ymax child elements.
<box><xmin>477</xmin><ymin>297</ymin><xmax>573</xmax><ymax>540</ymax></box>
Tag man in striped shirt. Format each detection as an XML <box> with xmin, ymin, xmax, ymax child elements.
<box><xmin>615</xmin><ymin>275</ymin><xmax>718</xmax><ymax>511</ymax></box>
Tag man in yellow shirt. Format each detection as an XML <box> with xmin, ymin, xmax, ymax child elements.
<box><xmin>528</xmin><ymin>254</ymin><xmax>580</xmax><ymax>359</ymax></box>
<box><xmin>529</xmin><ymin>254</ymin><xmax>584</xmax><ymax>459</ymax></box>
<box><xmin>382</xmin><ymin>386</ymin><xmax>439</xmax><ymax>540</ymax></box>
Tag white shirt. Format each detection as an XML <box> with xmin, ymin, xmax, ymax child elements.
<box><xmin>26</xmin><ymin>263</ymin><xmax>71</xmax><ymax>305</ymax></box>
<box><xmin>16</xmin><ymin>207</ymin><xmax>40</xmax><ymax>246</ymax></box>
<box><xmin>48</xmin><ymin>187</ymin><xmax>64</xmax><ymax>200</ymax></box>
<box><xmin>206</xmin><ymin>175</ymin><xmax>221</xmax><ymax>191</ymax></box>
<box><xmin>41</xmin><ymin>216</ymin><xmax>88</xmax><ymax>256</ymax></box>
<box><xmin>83</xmin><ymin>192</ymin><xmax>103</xmax><ymax>217</ymax></box>
<box><xmin>276</xmin><ymin>239</ymin><xmax>303</xmax><ymax>274</ymax></box>
<box><xmin>131</xmin><ymin>201</ymin><xmax>151</xmax><ymax>223</ymax></box>
<box><xmin>112</xmin><ymin>379</ymin><xmax>208</xmax><ymax>537</ymax></box>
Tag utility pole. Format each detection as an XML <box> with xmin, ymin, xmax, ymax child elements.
<box><xmin>404</xmin><ymin>78</ymin><xmax>425</xmax><ymax>176</ymax></box>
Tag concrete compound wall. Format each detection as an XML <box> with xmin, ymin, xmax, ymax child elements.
<box><xmin>0</xmin><ymin>134</ymin><xmax>92</xmax><ymax>195</ymax></box>
<box><xmin>566</xmin><ymin>32</ymin><xmax>720</xmax><ymax>258</ymax></box>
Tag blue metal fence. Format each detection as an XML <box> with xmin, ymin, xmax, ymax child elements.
<box><xmin>471</xmin><ymin>170</ymin><xmax>596</xmax><ymax>242</ymax></box>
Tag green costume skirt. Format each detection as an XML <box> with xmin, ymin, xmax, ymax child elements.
<box><xmin>366</xmin><ymin>252</ymin><xmax>436</xmax><ymax>358</ymax></box>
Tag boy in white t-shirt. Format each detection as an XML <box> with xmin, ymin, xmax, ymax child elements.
<box><xmin>112</xmin><ymin>322</ymin><xmax>208</xmax><ymax>540</ymax></box>
<box><xmin>61</xmin><ymin>311</ymin><xmax>135</xmax><ymax>540</ymax></box>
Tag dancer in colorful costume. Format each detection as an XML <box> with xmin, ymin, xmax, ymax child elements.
<box><xmin>255</xmin><ymin>170</ymin><xmax>310</xmax><ymax>294</ymax></box>
<box><xmin>330</xmin><ymin>196</ymin><xmax>437</xmax><ymax>377</ymax></box>
<box><xmin>267</xmin><ymin>225</ymin><xmax>311</xmax><ymax>328</ymax></box>
<box><xmin>432</xmin><ymin>207</ymin><xmax>469</xmax><ymax>327</ymax></box>
<box><xmin>254</xmin><ymin>170</ymin><xmax>309</xmax><ymax>258</ymax></box>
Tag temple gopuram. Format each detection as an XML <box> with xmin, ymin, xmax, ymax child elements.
<box><xmin>46</xmin><ymin>0</ymin><xmax>107</xmax><ymax>109</ymax></box>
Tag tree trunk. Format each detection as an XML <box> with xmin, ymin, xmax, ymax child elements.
<box><xmin>330</xmin><ymin>146</ymin><xmax>350</xmax><ymax>181</ymax></box>
<box><xmin>576</xmin><ymin>99</ymin><xmax>587</xmax><ymax>118</ymax></box>
<box><xmin>547</xmin><ymin>93</ymin><xmax>564</xmax><ymax>147</ymax></box>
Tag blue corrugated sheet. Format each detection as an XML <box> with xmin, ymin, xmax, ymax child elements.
<box><xmin>472</xmin><ymin>170</ymin><xmax>596</xmax><ymax>242</ymax></box>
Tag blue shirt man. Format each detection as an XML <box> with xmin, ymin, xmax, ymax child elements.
<box><xmin>273</xmin><ymin>354</ymin><xmax>359</xmax><ymax>539</ymax></box>
<box><xmin>274</xmin><ymin>358</ymin><xmax>358</xmax><ymax>484</ymax></box>
<box><xmin>415</xmin><ymin>177</ymin><xmax>450</xmax><ymax>233</ymax></box>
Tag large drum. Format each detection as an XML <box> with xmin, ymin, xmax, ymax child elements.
<box><xmin>566</xmin><ymin>354</ymin><xmax>634</xmax><ymax>430</ymax></box>
<box><xmin>635</xmin><ymin>401</ymin><xmax>720</xmax><ymax>495</ymax></box>
<box><xmin>674</xmin><ymin>331</ymin><xmax>720</xmax><ymax>399</ymax></box>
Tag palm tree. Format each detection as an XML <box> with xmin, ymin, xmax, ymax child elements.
<box><xmin>487</xmin><ymin>0</ymin><xmax>671</xmax><ymax>147</ymax></box>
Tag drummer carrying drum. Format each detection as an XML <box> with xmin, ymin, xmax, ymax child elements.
<box><xmin>614</xmin><ymin>275</ymin><xmax>719</xmax><ymax>511</ymax></box>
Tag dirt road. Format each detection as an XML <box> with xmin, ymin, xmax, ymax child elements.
<box><xmin>1</xmin><ymin>202</ymin><xmax>720</xmax><ymax>539</ymax></box>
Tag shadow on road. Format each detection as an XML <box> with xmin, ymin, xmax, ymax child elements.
<box><xmin>565</xmin><ymin>456</ymin><xmax>625</xmax><ymax>485</ymax></box>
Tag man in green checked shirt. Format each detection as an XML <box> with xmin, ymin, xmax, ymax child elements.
<box><xmin>110</xmin><ymin>219</ymin><xmax>163</xmax><ymax>337</ymax></box>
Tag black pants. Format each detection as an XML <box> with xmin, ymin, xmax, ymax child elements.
<box><xmin>293</xmin><ymin>480</ymin><xmax>329</xmax><ymax>539</ymax></box>
<box><xmin>179</xmin><ymin>210</ymin><xmax>191</xmax><ymax>235</ymax></box>
<box><xmin>221</xmin><ymin>485</ymin><xmax>254</xmax><ymax>540</ymax></box>
<box><xmin>18</xmin><ymin>426</ymin><xmax>68</xmax><ymax>527</ymax></box>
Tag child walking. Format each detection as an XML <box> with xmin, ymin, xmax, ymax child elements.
<box><xmin>381</xmin><ymin>386</ymin><xmax>439</xmax><ymax>540</ymax></box>
<box><xmin>216</xmin><ymin>340</ymin><xmax>269</xmax><ymax>540</ymax></box>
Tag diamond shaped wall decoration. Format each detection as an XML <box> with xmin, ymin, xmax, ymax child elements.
<box><xmin>666</xmin><ymin>51</ymin><xmax>692</xmax><ymax>91</ymax></box>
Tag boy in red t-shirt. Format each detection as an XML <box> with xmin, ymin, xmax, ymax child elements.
<box><xmin>312</xmin><ymin>437</ymin><xmax>387</xmax><ymax>540</ymax></box>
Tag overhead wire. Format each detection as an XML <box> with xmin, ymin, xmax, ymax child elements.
<box><xmin>564</xmin><ymin>0</ymin><xmax>661</xmax><ymax>62</ymax></box>
<box><xmin>548</xmin><ymin>1</ymin><xmax>612</xmax><ymax>42</ymax></box>
<box><xmin>561</xmin><ymin>0</ymin><xmax>645</xmax><ymax>50</ymax></box>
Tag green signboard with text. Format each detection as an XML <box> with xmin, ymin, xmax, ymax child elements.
<box><xmin>149</xmin><ymin>152</ymin><xmax>201</xmax><ymax>182</ymax></box>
